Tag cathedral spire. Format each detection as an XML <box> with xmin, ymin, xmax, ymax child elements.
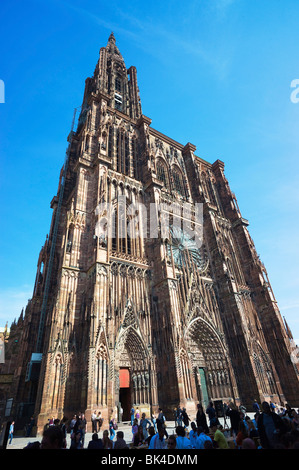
<box><xmin>108</xmin><ymin>31</ymin><xmax>116</xmax><ymax>44</ymax></box>
<box><xmin>93</xmin><ymin>32</ymin><xmax>142</xmax><ymax>118</ymax></box>
<box><xmin>105</xmin><ymin>31</ymin><xmax>124</xmax><ymax>64</ymax></box>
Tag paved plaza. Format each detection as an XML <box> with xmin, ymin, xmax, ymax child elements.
<box><xmin>5</xmin><ymin>414</ymin><xmax>255</xmax><ymax>449</ymax></box>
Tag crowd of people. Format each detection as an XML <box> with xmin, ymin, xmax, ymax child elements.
<box><xmin>14</xmin><ymin>399</ymin><xmax>299</xmax><ymax>450</ymax></box>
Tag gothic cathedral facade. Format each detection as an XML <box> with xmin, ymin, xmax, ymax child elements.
<box><xmin>5</xmin><ymin>34</ymin><xmax>299</xmax><ymax>433</ymax></box>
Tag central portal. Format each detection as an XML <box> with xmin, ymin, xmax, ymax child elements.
<box><xmin>119</xmin><ymin>368</ymin><xmax>131</xmax><ymax>421</ymax></box>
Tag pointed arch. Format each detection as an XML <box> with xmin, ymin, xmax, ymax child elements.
<box><xmin>184</xmin><ymin>317</ymin><xmax>233</xmax><ymax>402</ymax></box>
<box><xmin>179</xmin><ymin>348</ymin><xmax>193</xmax><ymax>399</ymax></box>
<box><xmin>93</xmin><ymin>329</ymin><xmax>110</xmax><ymax>406</ymax></box>
<box><xmin>115</xmin><ymin>325</ymin><xmax>150</xmax><ymax>405</ymax></box>
<box><xmin>116</xmin><ymin>325</ymin><xmax>149</xmax><ymax>368</ymax></box>
<box><xmin>95</xmin><ymin>328</ymin><xmax>109</xmax><ymax>361</ymax></box>
<box><xmin>51</xmin><ymin>352</ymin><xmax>64</xmax><ymax>411</ymax></box>
<box><xmin>171</xmin><ymin>164</ymin><xmax>186</xmax><ymax>198</ymax></box>
<box><xmin>201</xmin><ymin>171</ymin><xmax>217</xmax><ymax>205</ymax></box>
<box><xmin>252</xmin><ymin>343</ymin><xmax>277</xmax><ymax>396</ymax></box>
<box><xmin>156</xmin><ymin>157</ymin><xmax>170</xmax><ymax>190</ymax></box>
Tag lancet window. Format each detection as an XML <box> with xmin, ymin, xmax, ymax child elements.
<box><xmin>95</xmin><ymin>344</ymin><xmax>109</xmax><ymax>406</ymax></box>
<box><xmin>156</xmin><ymin>159</ymin><xmax>170</xmax><ymax>189</ymax></box>
<box><xmin>180</xmin><ymin>350</ymin><xmax>192</xmax><ymax>400</ymax></box>
<box><xmin>116</xmin><ymin>130</ymin><xmax>130</xmax><ymax>176</ymax></box>
<box><xmin>172</xmin><ymin>166</ymin><xmax>185</xmax><ymax>197</ymax></box>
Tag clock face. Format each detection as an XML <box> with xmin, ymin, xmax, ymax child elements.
<box><xmin>168</xmin><ymin>225</ymin><xmax>206</xmax><ymax>271</ymax></box>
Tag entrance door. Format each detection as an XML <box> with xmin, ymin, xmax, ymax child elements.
<box><xmin>119</xmin><ymin>368</ymin><xmax>131</xmax><ymax>421</ymax></box>
<box><xmin>198</xmin><ymin>368</ymin><xmax>209</xmax><ymax>409</ymax></box>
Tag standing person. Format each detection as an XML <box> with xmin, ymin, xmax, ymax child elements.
<box><xmin>91</xmin><ymin>410</ymin><xmax>98</xmax><ymax>433</ymax></box>
<box><xmin>140</xmin><ymin>413</ymin><xmax>151</xmax><ymax>440</ymax></box>
<box><xmin>71</xmin><ymin>413</ymin><xmax>82</xmax><ymax>449</ymax></box>
<box><xmin>70</xmin><ymin>414</ymin><xmax>76</xmax><ymax>433</ymax></box>
<box><xmin>173</xmin><ymin>408</ymin><xmax>178</xmax><ymax>427</ymax></box>
<box><xmin>135</xmin><ymin>407</ymin><xmax>140</xmax><ymax>423</ymax></box>
<box><xmin>177</xmin><ymin>406</ymin><xmax>183</xmax><ymax>426</ymax></box>
<box><xmin>80</xmin><ymin>413</ymin><xmax>87</xmax><ymax>448</ymax></box>
<box><xmin>60</xmin><ymin>416</ymin><xmax>68</xmax><ymax>448</ymax></box>
<box><xmin>97</xmin><ymin>411</ymin><xmax>103</xmax><ymax>432</ymax></box>
<box><xmin>226</xmin><ymin>402</ymin><xmax>241</xmax><ymax>436</ymax></box>
<box><xmin>157</xmin><ymin>408</ymin><xmax>163</xmax><ymax>431</ymax></box>
<box><xmin>130</xmin><ymin>407</ymin><xmax>135</xmax><ymax>426</ymax></box>
<box><xmin>109</xmin><ymin>416</ymin><xmax>117</xmax><ymax>441</ymax></box>
<box><xmin>196</xmin><ymin>403</ymin><xmax>209</xmax><ymax>434</ymax></box>
<box><xmin>181</xmin><ymin>408</ymin><xmax>190</xmax><ymax>431</ymax></box>
<box><xmin>253</xmin><ymin>400</ymin><xmax>260</xmax><ymax>414</ymax></box>
<box><xmin>8</xmin><ymin>421</ymin><xmax>15</xmax><ymax>445</ymax></box>
<box><xmin>151</xmin><ymin>413</ymin><xmax>157</xmax><ymax>433</ymax></box>
<box><xmin>206</xmin><ymin>401</ymin><xmax>217</xmax><ymax>427</ymax></box>
<box><xmin>157</xmin><ymin>408</ymin><xmax>168</xmax><ymax>438</ymax></box>
<box><xmin>132</xmin><ymin>418</ymin><xmax>139</xmax><ymax>440</ymax></box>
<box><xmin>257</xmin><ymin>401</ymin><xmax>286</xmax><ymax>449</ymax></box>
<box><xmin>26</xmin><ymin>416</ymin><xmax>35</xmax><ymax>437</ymax></box>
<box><xmin>118</xmin><ymin>404</ymin><xmax>123</xmax><ymax>423</ymax></box>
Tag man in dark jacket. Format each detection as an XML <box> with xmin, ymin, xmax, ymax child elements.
<box><xmin>257</xmin><ymin>401</ymin><xmax>286</xmax><ymax>448</ymax></box>
<box><xmin>226</xmin><ymin>402</ymin><xmax>241</xmax><ymax>435</ymax></box>
<box><xmin>252</xmin><ymin>400</ymin><xmax>260</xmax><ymax>414</ymax></box>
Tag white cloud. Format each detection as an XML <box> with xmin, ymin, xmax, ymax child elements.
<box><xmin>60</xmin><ymin>0</ymin><xmax>232</xmax><ymax>79</ymax></box>
<box><xmin>281</xmin><ymin>302</ymin><xmax>299</xmax><ymax>311</ymax></box>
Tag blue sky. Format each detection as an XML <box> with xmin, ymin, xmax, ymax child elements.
<box><xmin>0</xmin><ymin>0</ymin><xmax>299</xmax><ymax>342</ymax></box>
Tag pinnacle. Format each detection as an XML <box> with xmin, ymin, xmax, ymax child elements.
<box><xmin>108</xmin><ymin>31</ymin><xmax>116</xmax><ymax>44</ymax></box>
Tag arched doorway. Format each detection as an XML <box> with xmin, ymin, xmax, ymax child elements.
<box><xmin>115</xmin><ymin>325</ymin><xmax>151</xmax><ymax>420</ymax></box>
<box><xmin>184</xmin><ymin>317</ymin><xmax>234</xmax><ymax>406</ymax></box>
